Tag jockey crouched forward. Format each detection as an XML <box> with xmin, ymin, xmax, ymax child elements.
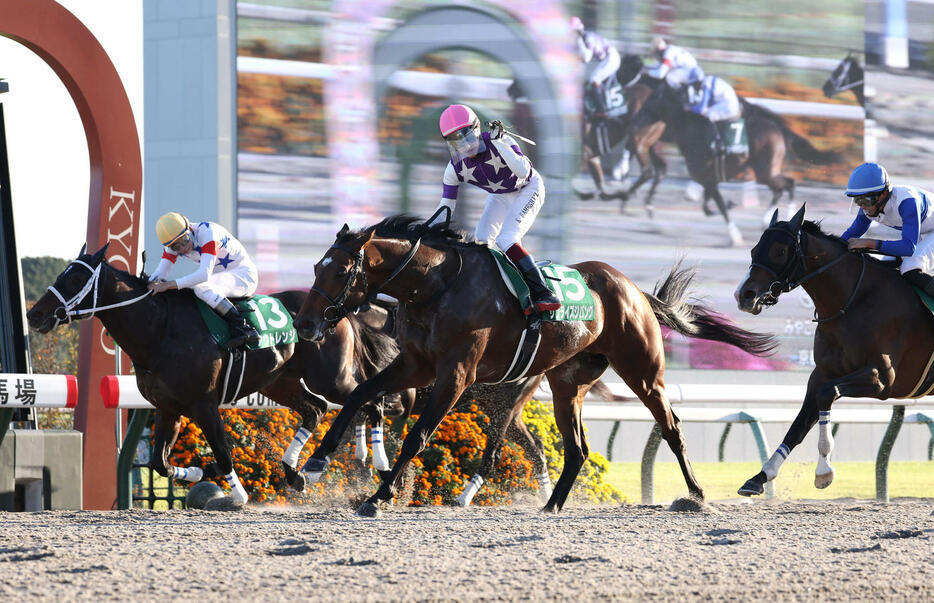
<box><xmin>682</xmin><ymin>66</ymin><xmax>741</xmax><ymax>158</ymax></box>
<box><xmin>432</xmin><ymin>104</ymin><xmax>561</xmax><ymax>315</ymax></box>
<box><xmin>841</xmin><ymin>162</ymin><xmax>934</xmax><ymax>295</ymax></box>
<box><xmin>148</xmin><ymin>212</ymin><xmax>260</xmax><ymax>350</ymax></box>
<box><xmin>570</xmin><ymin>16</ymin><xmax>621</xmax><ymax>117</ymax></box>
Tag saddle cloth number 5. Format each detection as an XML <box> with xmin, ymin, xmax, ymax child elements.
<box><xmin>541</xmin><ymin>265</ymin><xmax>586</xmax><ymax>302</ymax></box>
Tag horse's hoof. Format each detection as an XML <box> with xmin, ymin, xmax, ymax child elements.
<box><xmin>302</xmin><ymin>456</ymin><xmax>329</xmax><ymax>473</ymax></box>
<box><xmin>355</xmin><ymin>501</ymin><xmax>382</xmax><ymax>518</ymax></box>
<box><xmin>539</xmin><ymin>504</ymin><xmax>559</xmax><ymax>514</ymax></box>
<box><xmin>290</xmin><ymin>471</ymin><xmax>307</xmax><ymax>492</ymax></box>
<box><xmin>702</xmin><ymin>204</ymin><xmax>715</xmax><ymax>217</ymax></box>
<box><xmin>737</xmin><ymin>478</ymin><xmax>764</xmax><ymax>497</ymax></box>
<box><xmin>815</xmin><ymin>469</ymin><xmax>835</xmax><ymax>489</ymax></box>
<box><xmin>577</xmin><ymin>191</ymin><xmax>595</xmax><ymax>201</ymax></box>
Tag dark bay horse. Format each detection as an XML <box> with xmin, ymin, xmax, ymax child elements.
<box><xmin>734</xmin><ymin>205</ymin><xmax>934</xmax><ymax>495</ymax></box>
<box><xmin>294</xmin><ymin>216</ymin><xmax>777</xmax><ymax>516</ymax></box>
<box><xmin>25</xmin><ymin>244</ymin><xmax>409</xmax><ymax>503</ymax></box>
<box><xmin>25</xmin><ymin>244</ymin><xmax>552</xmax><ymax>506</ymax></box>
<box><xmin>823</xmin><ymin>54</ymin><xmax>864</xmax><ymax>107</ymax></box>
<box><xmin>628</xmin><ymin>85</ymin><xmax>839</xmax><ymax>242</ymax></box>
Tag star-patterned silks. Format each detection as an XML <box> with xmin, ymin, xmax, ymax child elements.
<box><xmin>485</xmin><ymin>154</ymin><xmax>507</xmax><ymax>175</ymax></box>
<box><xmin>217</xmin><ymin>253</ymin><xmax>234</xmax><ymax>269</ymax></box>
<box><xmin>487</xmin><ymin>179</ymin><xmax>507</xmax><ymax>192</ymax></box>
<box><xmin>458</xmin><ymin>163</ymin><xmax>478</xmax><ymax>184</ymax></box>
<box><xmin>220</xmin><ymin>235</ymin><xmax>230</xmax><ymax>248</ymax></box>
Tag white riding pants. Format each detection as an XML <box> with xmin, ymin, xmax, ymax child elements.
<box><xmin>475</xmin><ymin>170</ymin><xmax>545</xmax><ymax>253</ymax></box>
<box><xmin>902</xmin><ymin>233</ymin><xmax>934</xmax><ymax>274</ymax></box>
<box><xmin>586</xmin><ymin>47</ymin><xmax>621</xmax><ymax>86</ymax></box>
<box><xmin>192</xmin><ymin>265</ymin><xmax>259</xmax><ymax>309</ymax></box>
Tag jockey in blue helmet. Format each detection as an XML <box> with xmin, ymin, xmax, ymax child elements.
<box><xmin>841</xmin><ymin>162</ymin><xmax>934</xmax><ymax>295</ymax></box>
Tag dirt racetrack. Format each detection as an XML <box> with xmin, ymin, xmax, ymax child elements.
<box><xmin>2</xmin><ymin>498</ymin><xmax>932</xmax><ymax>600</ymax></box>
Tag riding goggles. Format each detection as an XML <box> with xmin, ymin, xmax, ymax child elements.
<box><xmin>444</xmin><ymin>125</ymin><xmax>485</xmax><ymax>163</ymax></box>
<box><xmin>168</xmin><ymin>232</ymin><xmax>193</xmax><ymax>252</ymax></box>
<box><xmin>850</xmin><ymin>192</ymin><xmax>883</xmax><ymax>208</ymax></box>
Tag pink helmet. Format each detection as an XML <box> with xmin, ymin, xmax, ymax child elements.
<box><xmin>570</xmin><ymin>16</ymin><xmax>584</xmax><ymax>33</ymax></box>
<box><xmin>439</xmin><ymin>104</ymin><xmax>479</xmax><ymax>137</ymax></box>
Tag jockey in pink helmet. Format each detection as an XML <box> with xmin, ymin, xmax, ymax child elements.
<box><xmin>433</xmin><ymin>104</ymin><xmax>560</xmax><ymax>315</ymax></box>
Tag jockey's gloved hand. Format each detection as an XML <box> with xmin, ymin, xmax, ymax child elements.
<box><xmin>487</xmin><ymin>120</ymin><xmax>505</xmax><ymax>140</ymax></box>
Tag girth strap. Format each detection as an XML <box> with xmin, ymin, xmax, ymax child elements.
<box><xmin>491</xmin><ymin>316</ymin><xmax>542</xmax><ymax>384</ymax></box>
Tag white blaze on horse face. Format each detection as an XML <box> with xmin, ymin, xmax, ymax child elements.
<box><xmin>734</xmin><ymin>268</ymin><xmax>753</xmax><ymax>304</ymax></box>
<box><xmin>321</xmin><ymin>257</ymin><xmax>332</xmax><ymax>268</ymax></box>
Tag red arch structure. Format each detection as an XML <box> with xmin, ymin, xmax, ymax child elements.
<box><xmin>1</xmin><ymin>0</ymin><xmax>142</xmax><ymax>509</ymax></box>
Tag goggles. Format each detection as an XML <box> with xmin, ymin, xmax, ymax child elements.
<box><xmin>444</xmin><ymin>125</ymin><xmax>484</xmax><ymax>163</ymax></box>
<box><xmin>850</xmin><ymin>192</ymin><xmax>883</xmax><ymax>208</ymax></box>
<box><xmin>168</xmin><ymin>232</ymin><xmax>192</xmax><ymax>252</ymax></box>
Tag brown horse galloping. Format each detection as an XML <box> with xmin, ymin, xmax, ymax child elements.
<box><xmin>735</xmin><ymin>205</ymin><xmax>934</xmax><ymax>495</ymax></box>
<box><xmin>294</xmin><ymin>216</ymin><xmax>776</xmax><ymax>516</ymax></box>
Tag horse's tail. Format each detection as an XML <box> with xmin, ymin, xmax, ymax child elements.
<box><xmin>644</xmin><ymin>260</ymin><xmax>778</xmax><ymax>357</ymax></box>
<box><xmin>740</xmin><ymin>98</ymin><xmax>841</xmax><ymax>165</ymax></box>
<box><xmin>347</xmin><ymin>313</ymin><xmax>400</xmax><ymax>380</ymax></box>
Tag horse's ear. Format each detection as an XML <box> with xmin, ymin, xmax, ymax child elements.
<box><xmin>337</xmin><ymin>223</ymin><xmax>350</xmax><ymax>237</ymax></box>
<box><xmin>92</xmin><ymin>242</ymin><xmax>110</xmax><ymax>263</ymax></box>
<box><xmin>769</xmin><ymin>209</ymin><xmax>780</xmax><ymax>227</ymax></box>
<box><xmin>360</xmin><ymin>229</ymin><xmax>376</xmax><ymax>249</ymax></box>
<box><xmin>788</xmin><ymin>204</ymin><xmax>806</xmax><ymax>231</ymax></box>
<box><xmin>78</xmin><ymin>243</ymin><xmax>87</xmax><ymax>257</ymax></box>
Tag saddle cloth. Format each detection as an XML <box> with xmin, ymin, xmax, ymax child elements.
<box><xmin>907</xmin><ymin>287</ymin><xmax>934</xmax><ymax>397</ymax></box>
<box><xmin>196</xmin><ymin>294</ymin><xmax>298</xmax><ymax>351</ymax></box>
<box><xmin>488</xmin><ymin>248</ymin><xmax>595</xmax><ymax>322</ymax></box>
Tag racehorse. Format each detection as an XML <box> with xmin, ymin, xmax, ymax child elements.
<box><xmin>25</xmin><ymin>244</ymin><xmax>410</xmax><ymax>503</ymax></box>
<box><xmin>579</xmin><ymin>54</ymin><xmax>668</xmax><ymax>205</ymax></box>
<box><xmin>25</xmin><ymin>244</ymin><xmax>554</xmax><ymax>506</ymax></box>
<box><xmin>294</xmin><ymin>216</ymin><xmax>777</xmax><ymax>516</ymax></box>
<box><xmin>627</xmin><ymin>85</ymin><xmax>839</xmax><ymax>243</ymax></box>
<box><xmin>734</xmin><ymin>205</ymin><xmax>934</xmax><ymax>495</ymax></box>
<box><xmin>822</xmin><ymin>54</ymin><xmax>864</xmax><ymax>107</ymax></box>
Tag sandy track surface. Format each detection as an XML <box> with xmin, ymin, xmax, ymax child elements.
<box><xmin>2</xmin><ymin>499</ymin><xmax>932</xmax><ymax>601</ymax></box>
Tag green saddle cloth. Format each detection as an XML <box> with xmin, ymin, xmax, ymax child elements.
<box><xmin>488</xmin><ymin>248</ymin><xmax>595</xmax><ymax>321</ymax></box>
<box><xmin>914</xmin><ymin>286</ymin><xmax>934</xmax><ymax>313</ymax></box>
<box><xmin>196</xmin><ymin>294</ymin><xmax>298</xmax><ymax>350</ymax></box>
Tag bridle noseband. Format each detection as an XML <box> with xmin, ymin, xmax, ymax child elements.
<box><xmin>46</xmin><ymin>259</ymin><xmax>152</xmax><ymax>328</ymax></box>
<box><xmin>828</xmin><ymin>58</ymin><xmax>863</xmax><ymax>94</ymax></box>
<box><xmin>750</xmin><ymin>225</ymin><xmax>866</xmax><ymax>323</ymax></box>
<box><xmin>310</xmin><ymin>236</ymin><xmax>422</xmax><ymax>331</ymax></box>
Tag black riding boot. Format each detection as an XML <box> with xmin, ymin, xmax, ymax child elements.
<box><xmin>515</xmin><ymin>255</ymin><xmax>561</xmax><ymax>315</ymax></box>
<box><xmin>903</xmin><ymin>269</ymin><xmax>934</xmax><ymax>297</ymax></box>
<box><xmin>216</xmin><ymin>299</ymin><xmax>260</xmax><ymax>350</ymax></box>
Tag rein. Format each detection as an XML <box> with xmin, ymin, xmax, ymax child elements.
<box><xmin>751</xmin><ymin>226</ymin><xmax>867</xmax><ymax>323</ymax></box>
<box><xmin>311</xmin><ymin>237</ymin><xmax>422</xmax><ymax>328</ymax></box>
<box><xmin>47</xmin><ymin>259</ymin><xmax>153</xmax><ymax>327</ymax></box>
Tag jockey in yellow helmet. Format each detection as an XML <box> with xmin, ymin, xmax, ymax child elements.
<box><xmin>149</xmin><ymin>212</ymin><xmax>260</xmax><ymax>350</ymax></box>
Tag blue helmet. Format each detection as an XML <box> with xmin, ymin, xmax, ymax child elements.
<box><xmin>845</xmin><ymin>162</ymin><xmax>890</xmax><ymax>197</ymax></box>
<box><xmin>685</xmin><ymin>65</ymin><xmax>706</xmax><ymax>85</ymax></box>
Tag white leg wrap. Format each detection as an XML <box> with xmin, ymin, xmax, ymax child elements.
<box><xmin>817</xmin><ymin>411</ymin><xmax>834</xmax><ymax>457</ymax></box>
<box><xmin>225</xmin><ymin>470</ymin><xmax>249</xmax><ymax>504</ymax></box>
<box><xmin>538</xmin><ymin>470</ymin><xmax>553</xmax><ymax>501</ymax></box>
<box><xmin>371</xmin><ymin>425</ymin><xmax>390</xmax><ymax>471</ymax></box>
<box><xmin>815</xmin><ymin>411</ymin><xmax>836</xmax><ymax>488</ymax></box>
<box><xmin>170</xmin><ymin>466</ymin><xmax>203</xmax><ymax>483</ymax></box>
<box><xmin>354</xmin><ymin>424</ymin><xmax>368</xmax><ymax>463</ymax></box>
<box><xmin>302</xmin><ymin>457</ymin><xmax>330</xmax><ymax>485</ymax></box>
<box><xmin>456</xmin><ymin>474</ymin><xmax>484</xmax><ymax>507</ymax></box>
<box><xmin>762</xmin><ymin>443</ymin><xmax>790</xmax><ymax>481</ymax></box>
<box><xmin>282</xmin><ymin>427</ymin><xmax>312</xmax><ymax>469</ymax></box>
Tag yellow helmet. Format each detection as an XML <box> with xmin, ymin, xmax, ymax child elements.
<box><xmin>155</xmin><ymin>212</ymin><xmax>190</xmax><ymax>246</ymax></box>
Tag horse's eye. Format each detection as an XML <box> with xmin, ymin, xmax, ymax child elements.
<box><xmin>336</xmin><ymin>269</ymin><xmax>348</xmax><ymax>278</ymax></box>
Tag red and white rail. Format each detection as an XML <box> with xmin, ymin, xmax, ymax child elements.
<box><xmin>0</xmin><ymin>373</ymin><xmax>77</xmax><ymax>408</ymax></box>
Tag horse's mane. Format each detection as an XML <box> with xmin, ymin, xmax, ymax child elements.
<box><xmin>801</xmin><ymin>220</ymin><xmax>897</xmax><ymax>269</ymax></box>
<box><xmin>347</xmin><ymin>311</ymin><xmax>399</xmax><ymax>379</ymax></box>
<box><xmin>341</xmin><ymin>214</ymin><xmax>485</xmax><ymax>250</ymax></box>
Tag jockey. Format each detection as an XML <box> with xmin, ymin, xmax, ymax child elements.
<box><xmin>148</xmin><ymin>212</ymin><xmax>260</xmax><ymax>350</ymax></box>
<box><xmin>570</xmin><ymin>16</ymin><xmax>621</xmax><ymax>117</ymax></box>
<box><xmin>682</xmin><ymin>66</ymin><xmax>741</xmax><ymax>157</ymax></box>
<box><xmin>646</xmin><ymin>36</ymin><xmax>699</xmax><ymax>89</ymax></box>
<box><xmin>432</xmin><ymin>104</ymin><xmax>561</xmax><ymax>315</ymax></box>
<box><xmin>841</xmin><ymin>163</ymin><xmax>934</xmax><ymax>295</ymax></box>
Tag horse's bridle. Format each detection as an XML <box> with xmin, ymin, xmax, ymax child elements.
<box><xmin>46</xmin><ymin>259</ymin><xmax>152</xmax><ymax>327</ymax></box>
<box><xmin>750</xmin><ymin>226</ymin><xmax>866</xmax><ymax>323</ymax></box>
<box><xmin>310</xmin><ymin>237</ymin><xmax>422</xmax><ymax>331</ymax></box>
<box><xmin>828</xmin><ymin>58</ymin><xmax>863</xmax><ymax>94</ymax></box>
